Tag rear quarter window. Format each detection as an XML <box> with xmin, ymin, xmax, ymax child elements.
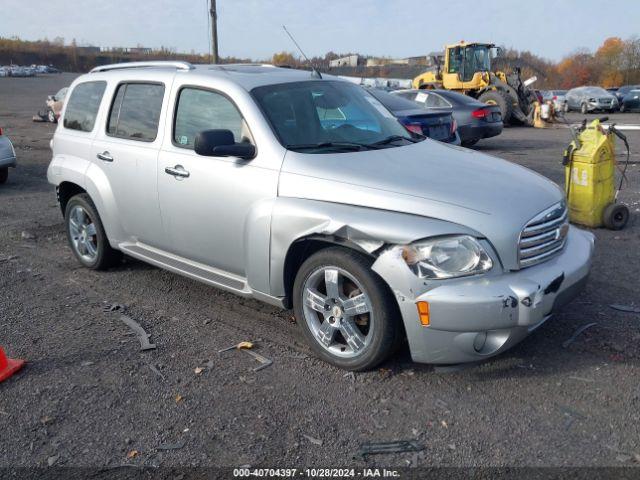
<box><xmin>63</xmin><ymin>81</ymin><xmax>107</xmax><ymax>132</ymax></box>
<box><xmin>107</xmin><ymin>83</ymin><xmax>165</xmax><ymax>142</ymax></box>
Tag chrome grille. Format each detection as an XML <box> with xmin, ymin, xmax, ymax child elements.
<box><xmin>518</xmin><ymin>202</ymin><xmax>568</xmax><ymax>268</ymax></box>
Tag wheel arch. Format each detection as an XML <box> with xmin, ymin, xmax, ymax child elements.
<box><xmin>57</xmin><ymin>181</ymin><xmax>86</xmax><ymax>216</ymax></box>
<box><xmin>282</xmin><ymin>235</ymin><xmax>374</xmax><ymax>309</ymax></box>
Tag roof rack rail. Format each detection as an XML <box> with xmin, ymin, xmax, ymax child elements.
<box><xmin>90</xmin><ymin>61</ymin><xmax>194</xmax><ymax>73</ymax></box>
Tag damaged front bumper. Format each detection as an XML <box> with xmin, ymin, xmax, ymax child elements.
<box><xmin>372</xmin><ymin>226</ymin><xmax>594</xmax><ymax>364</ymax></box>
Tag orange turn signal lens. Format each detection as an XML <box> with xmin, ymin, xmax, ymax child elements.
<box><xmin>416</xmin><ymin>301</ymin><xmax>430</xmax><ymax>326</ymax></box>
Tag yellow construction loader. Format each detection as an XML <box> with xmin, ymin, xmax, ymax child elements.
<box><xmin>412</xmin><ymin>41</ymin><xmax>538</xmax><ymax>125</ymax></box>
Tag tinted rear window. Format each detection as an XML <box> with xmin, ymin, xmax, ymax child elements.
<box><xmin>63</xmin><ymin>81</ymin><xmax>106</xmax><ymax>132</ymax></box>
<box><xmin>107</xmin><ymin>83</ymin><xmax>165</xmax><ymax>142</ymax></box>
<box><xmin>367</xmin><ymin>89</ymin><xmax>419</xmax><ymax>111</ymax></box>
<box><xmin>433</xmin><ymin>90</ymin><xmax>478</xmax><ymax>105</ymax></box>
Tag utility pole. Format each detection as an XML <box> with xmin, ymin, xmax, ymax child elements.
<box><xmin>209</xmin><ymin>0</ymin><xmax>219</xmax><ymax>64</ymax></box>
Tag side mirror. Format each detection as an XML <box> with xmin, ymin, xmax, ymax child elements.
<box><xmin>194</xmin><ymin>129</ymin><xmax>256</xmax><ymax>159</ymax></box>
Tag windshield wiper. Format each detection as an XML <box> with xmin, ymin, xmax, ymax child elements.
<box><xmin>369</xmin><ymin>135</ymin><xmax>419</xmax><ymax>146</ymax></box>
<box><xmin>285</xmin><ymin>141</ymin><xmax>373</xmax><ymax>151</ymax></box>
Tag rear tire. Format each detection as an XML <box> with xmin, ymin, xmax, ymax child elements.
<box><xmin>0</xmin><ymin>167</ymin><xmax>7</xmax><ymax>184</ymax></box>
<box><xmin>293</xmin><ymin>247</ymin><xmax>401</xmax><ymax>371</ymax></box>
<box><xmin>603</xmin><ymin>203</ymin><xmax>629</xmax><ymax>230</ymax></box>
<box><xmin>478</xmin><ymin>90</ymin><xmax>513</xmax><ymax>125</ymax></box>
<box><xmin>64</xmin><ymin>193</ymin><xmax>121</xmax><ymax>270</ymax></box>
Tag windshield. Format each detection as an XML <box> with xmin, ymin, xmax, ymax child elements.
<box><xmin>449</xmin><ymin>45</ymin><xmax>491</xmax><ymax>82</ymax></box>
<box><xmin>252</xmin><ymin>80</ymin><xmax>416</xmax><ymax>153</ymax></box>
<box><xmin>583</xmin><ymin>87</ymin><xmax>609</xmax><ymax>96</ymax></box>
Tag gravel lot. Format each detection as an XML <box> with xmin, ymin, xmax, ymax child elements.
<box><xmin>1</xmin><ymin>73</ymin><xmax>639</xmax><ymax>471</ymax></box>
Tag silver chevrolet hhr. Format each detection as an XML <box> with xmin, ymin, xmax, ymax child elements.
<box><xmin>47</xmin><ymin>62</ymin><xmax>594</xmax><ymax>371</ymax></box>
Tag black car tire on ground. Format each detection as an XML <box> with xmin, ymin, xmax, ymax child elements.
<box><xmin>64</xmin><ymin>193</ymin><xmax>122</xmax><ymax>270</ymax></box>
<box><xmin>293</xmin><ymin>247</ymin><xmax>402</xmax><ymax>371</ymax></box>
<box><xmin>603</xmin><ymin>203</ymin><xmax>630</xmax><ymax>230</ymax></box>
<box><xmin>479</xmin><ymin>90</ymin><xmax>512</xmax><ymax>125</ymax></box>
<box><xmin>462</xmin><ymin>139</ymin><xmax>479</xmax><ymax>147</ymax></box>
<box><xmin>47</xmin><ymin>109</ymin><xmax>57</xmax><ymax>123</ymax></box>
<box><xmin>620</xmin><ymin>104</ymin><xmax>626</xmax><ymax>113</ymax></box>
<box><xmin>0</xmin><ymin>167</ymin><xmax>8</xmax><ymax>184</ymax></box>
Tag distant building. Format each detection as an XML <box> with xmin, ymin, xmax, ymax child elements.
<box><xmin>329</xmin><ymin>55</ymin><xmax>359</xmax><ymax>68</ymax></box>
<box><xmin>99</xmin><ymin>46</ymin><xmax>152</xmax><ymax>55</ymax></box>
<box><xmin>77</xmin><ymin>46</ymin><xmax>101</xmax><ymax>54</ymax></box>
<box><xmin>366</xmin><ymin>56</ymin><xmax>429</xmax><ymax>67</ymax></box>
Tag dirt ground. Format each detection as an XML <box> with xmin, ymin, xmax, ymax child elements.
<box><xmin>1</xmin><ymin>73</ymin><xmax>640</xmax><ymax>472</ymax></box>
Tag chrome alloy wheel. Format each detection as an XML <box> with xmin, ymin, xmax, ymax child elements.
<box><xmin>302</xmin><ymin>266</ymin><xmax>373</xmax><ymax>358</ymax></box>
<box><xmin>68</xmin><ymin>205</ymin><xmax>98</xmax><ymax>263</ymax></box>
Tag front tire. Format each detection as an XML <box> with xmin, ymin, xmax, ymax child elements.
<box><xmin>293</xmin><ymin>247</ymin><xmax>401</xmax><ymax>371</ymax></box>
<box><xmin>65</xmin><ymin>193</ymin><xmax>121</xmax><ymax>270</ymax></box>
<box><xmin>581</xmin><ymin>103</ymin><xmax>588</xmax><ymax>114</ymax></box>
<box><xmin>478</xmin><ymin>90</ymin><xmax>513</xmax><ymax>125</ymax></box>
<box><xmin>0</xmin><ymin>167</ymin><xmax>8</xmax><ymax>184</ymax></box>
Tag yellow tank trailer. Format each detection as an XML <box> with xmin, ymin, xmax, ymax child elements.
<box><xmin>563</xmin><ymin>118</ymin><xmax>630</xmax><ymax>229</ymax></box>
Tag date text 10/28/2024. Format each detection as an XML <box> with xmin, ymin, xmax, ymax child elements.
<box><xmin>233</xmin><ymin>468</ymin><xmax>401</xmax><ymax>478</ymax></box>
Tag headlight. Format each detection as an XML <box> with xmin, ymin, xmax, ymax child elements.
<box><xmin>401</xmin><ymin>235</ymin><xmax>493</xmax><ymax>279</ymax></box>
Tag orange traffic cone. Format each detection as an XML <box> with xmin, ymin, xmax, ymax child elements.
<box><xmin>0</xmin><ymin>347</ymin><xmax>25</xmax><ymax>383</ymax></box>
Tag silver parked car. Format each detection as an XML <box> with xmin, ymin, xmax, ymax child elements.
<box><xmin>566</xmin><ymin>86</ymin><xmax>618</xmax><ymax>113</ymax></box>
<box><xmin>0</xmin><ymin>127</ymin><xmax>17</xmax><ymax>184</ymax></box>
<box><xmin>47</xmin><ymin>62</ymin><xmax>594</xmax><ymax>370</ymax></box>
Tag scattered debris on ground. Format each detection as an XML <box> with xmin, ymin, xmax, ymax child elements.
<box><xmin>119</xmin><ymin>315</ymin><xmax>156</xmax><ymax>351</ymax></box>
<box><xmin>562</xmin><ymin>323</ymin><xmax>598</xmax><ymax>348</ymax></box>
<box><xmin>356</xmin><ymin>440</ymin><xmax>424</xmax><ymax>459</ymax></box>
<box><xmin>242</xmin><ymin>349</ymin><xmax>273</xmax><ymax>372</ymax></box>
<box><xmin>218</xmin><ymin>340</ymin><xmax>273</xmax><ymax>371</ymax></box>
<box><xmin>609</xmin><ymin>304</ymin><xmax>640</xmax><ymax>314</ymax></box>
<box><xmin>103</xmin><ymin>303</ymin><xmax>126</xmax><ymax>313</ymax></box>
<box><xmin>302</xmin><ymin>434</ymin><xmax>323</xmax><ymax>446</ymax></box>
<box><xmin>218</xmin><ymin>341</ymin><xmax>254</xmax><ymax>353</ymax></box>
<box><xmin>156</xmin><ymin>441</ymin><xmax>186</xmax><ymax>451</ymax></box>
<box><xmin>148</xmin><ymin>364</ymin><xmax>165</xmax><ymax>380</ymax></box>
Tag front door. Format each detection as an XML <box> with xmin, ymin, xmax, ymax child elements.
<box><xmin>157</xmin><ymin>86</ymin><xmax>279</xmax><ymax>278</ymax></box>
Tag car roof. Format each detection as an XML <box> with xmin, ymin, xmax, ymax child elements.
<box><xmin>83</xmin><ymin>62</ymin><xmax>343</xmax><ymax>91</ymax></box>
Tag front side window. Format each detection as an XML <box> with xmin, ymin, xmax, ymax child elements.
<box><xmin>448</xmin><ymin>47</ymin><xmax>462</xmax><ymax>74</ymax></box>
<box><xmin>107</xmin><ymin>83</ymin><xmax>165</xmax><ymax>142</ymax></box>
<box><xmin>173</xmin><ymin>88</ymin><xmax>246</xmax><ymax>149</ymax></box>
<box><xmin>252</xmin><ymin>81</ymin><xmax>412</xmax><ymax>153</ymax></box>
<box><xmin>63</xmin><ymin>81</ymin><xmax>106</xmax><ymax>132</ymax></box>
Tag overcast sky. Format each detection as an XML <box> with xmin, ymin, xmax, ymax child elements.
<box><xmin>2</xmin><ymin>0</ymin><xmax>639</xmax><ymax>61</ymax></box>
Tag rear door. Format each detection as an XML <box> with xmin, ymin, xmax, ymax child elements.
<box><xmin>91</xmin><ymin>81</ymin><xmax>167</xmax><ymax>246</ymax></box>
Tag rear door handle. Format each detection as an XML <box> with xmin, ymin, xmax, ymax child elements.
<box><xmin>165</xmin><ymin>165</ymin><xmax>190</xmax><ymax>178</ymax></box>
<box><xmin>96</xmin><ymin>151</ymin><xmax>113</xmax><ymax>162</ymax></box>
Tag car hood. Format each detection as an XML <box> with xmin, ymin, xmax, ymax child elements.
<box><xmin>279</xmin><ymin>139</ymin><xmax>564</xmax><ymax>269</ymax></box>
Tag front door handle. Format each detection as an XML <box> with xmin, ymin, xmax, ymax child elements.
<box><xmin>96</xmin><ymin>151</ymin><xmax>113</xmax><ymax>162</ymax></box>
<box><xmin>165</xmin><ymin>165</ymin><xmax>190</xmax><ymax>178</ymax></box>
